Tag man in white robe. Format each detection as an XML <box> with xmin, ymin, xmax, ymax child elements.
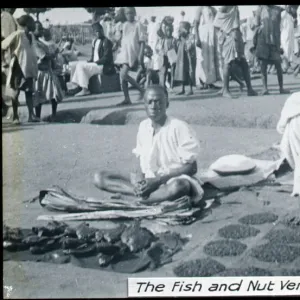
<box><xmin>281</xmin><ymin>6</ymin><xmax>296</xmax><ymax>72</ymax></box>
<box><xmin>94</xmin><ymin>85</ymin><xmax>204</xmax><ymax>206</ymax></box>
<box><xmin>277</xmin><ymin>91</ymin><xmax>300</xmax><ymax>197</ymax></box>
<box><xmin>194</xmin><ymin>6</ymin><xmax>220</xmax><ymax>89</ymax></box>
<box><xmin>71</xmin><ymin>22</ymin><xmax>114</xmax><ymax>97</ymax></box>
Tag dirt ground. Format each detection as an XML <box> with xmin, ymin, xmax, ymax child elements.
<box><xmin>2</xmin><ymin>74</ymin><xmax>300</xmax><ymax>298</ymax></box>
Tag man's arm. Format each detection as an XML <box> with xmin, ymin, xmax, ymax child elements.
<box><xmin>96</xmin><ymin>39</ymin><xmax>113</xmax><ymax>65</ymax></box>
<box><xmin>88</xmin><ymin>39</ymin><xmax>95</xmax><ymax>63</ymax></box>
<box><xmin>157</xmin><ymin>161</ymin><xmax>197</xmax><ymax>186</ymax></box>
<box><xmin>194</xmin><ymin>7</ymin><xmax>202</xmax><ymax>48</ymax></box>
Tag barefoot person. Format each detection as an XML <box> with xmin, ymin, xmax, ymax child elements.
<box><xmin>194</xmin><ymin>6</ymin><xmax>221</xmax><ymax>90</ymax></box>
<box><xmin>156</xmin><ymin>20</ymin><xmax>177</xmax><ymax>91</ymax></box>
<box><xmin>1</xmin><ymin>14</ymin><xmax>39</xmax><ymax>124</ymax></box>
<box><xmin>253</xmin><ymin>5</ymin><xmax>289</xmax><ymax>95</ymax></box>
<box><xmin>33</xmin><ymin>25</ymin><xmax>64</xmax><ymax>122</ymax></box>
<box><xmin>174</xmin><ymin>21</ymin><xmax>196</xmax><ymax>96</ymax></box>
<box><xmin>214</xmin><ymin>6</ymin><xmax>257</xmax><ymax>98</ymax></box>
<box><xmin>114</xmin><ymin>7</ymin><xmax>146</xmax><ymax>106</ymax></box>
<box><xmin>94</xmin><ymin>85</ymin><xmax>204</xmax><ymax>205</ymax></box>
<box><xmin>71</xmin><ymin>22</ymin><xmax>114</xmax><ymax>97</ymax></box>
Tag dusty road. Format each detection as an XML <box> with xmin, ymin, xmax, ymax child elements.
<box><xmin>3</xmin><ymin>75</ymin><xmax>300</xmax><ymax>298</ymax></box>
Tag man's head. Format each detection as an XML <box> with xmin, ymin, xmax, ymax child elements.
<box><xmin>43</xmin><ymin>28</ymin><xmax>52</xmax><ymax>41</ymax></box>
<box><xmin>179</xmin><ymin>21</ymin><xmax>191</xmax><ymax>37</ymax></box>
<box><xmin>17</xmin><ymin>15</ymin><xmax>35</xmax><ymax>33</ymax></box>
<box><xmin>144</xmin><ymin>45</ymin><xmax>153</xmax><ymax>58</ymax></box>
<box><xmin>34</xmin><ymin>21</ymin><xmax>44</xmax><ymax>38</ymax></box>
<box><xmin>92</xmin><ymin>22</ymin><xmax>105</xmax><ymax>39</ymax></box>
<box><xmin>150</xmin><ymin>16</ymin><xmax>156</xmax><ymax>22</ymax></box>
<box><xmin>124</xmin><ymin>7</ymin><xmax>136</xmax><ymax>22</ymax></box>
<box><xmin>165</xmin><ymin>23</ymin><xmax>174</xmax><ymax>38</ymax></box>
<box><xmin>144</xmin><ymin>85</ymin><xmax>169</xmax><ymax>123</ymax></box>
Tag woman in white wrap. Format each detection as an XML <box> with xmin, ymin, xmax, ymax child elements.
<box><xmin>277</xmin><ymin>91</ymin><xmax>300</xmax><ymax>197</ymax></box>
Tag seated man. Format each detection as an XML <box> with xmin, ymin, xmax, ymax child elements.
<box><xmin>276</xmin><ymin>91</ymin><xmax>300</xmax><ymax>197</ymax></box>
<box><xmin>71</xmin><ymin>22</ymin><xmax>115</xmax><ymax>97</ymax></box>
<box><xmin>94</xmin><ymin>85</ymin><xmax>204</xmax><ymax>206</ymax></box>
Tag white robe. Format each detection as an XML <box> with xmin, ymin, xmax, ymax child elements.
<box><xmin>71</xmin><ymin>39</ymin><xmax>103</xmax><ymax>89</ymax></box>
<box><xmin>281</xmin><ymin>11</ymin><xmax>295</xmax><ymax>63</ymax></box>
<box><xmin>277</xmin><ymin>92</ymin><xmax>300</xmax><ymax>196</ymax></box>
<box><xmin>133</xmin><ymin>116</ymin><xmax>204</xmax><ymax>205</ymax></box>
<box><xmin>195</xmin><ymin>7</ymin><xmax>220</xmax><ymax>85</ymax></box>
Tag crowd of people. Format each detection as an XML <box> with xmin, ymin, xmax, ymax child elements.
<box><xmin>1</xmin><ymin>6</ymin><xmax>300</xmax><ymax>124</ymax></box>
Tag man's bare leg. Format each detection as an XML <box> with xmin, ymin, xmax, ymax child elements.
<box><xmin>274</xmin><ymin>60</ymin><xmax>290</xmax><ymax>94</ymax></box>
<box><xmin>239</xmin><ymin>58</ymin><xmax>257</xmax><ymax>96</ymax></box>
<box><xmin>260</xmin><ymin>60</ymin><xmax>269</xmax><ymax>95</ymax></box>
<box><xmin>93</xmin><ymin>171</ymin><xmax>135</xmax><ymax>196</ymax></box>
<box><xmin>117</xmin><ymin>64</ymin><xmax>144</xmax><ymax>106</ymax></box>
<box><xmin>140</xmin><ymin>178</ymin><xmax>191</xmax><ymax>205</ymax></box>
<box><xmin>222</xmin><ymin>62</ymin><xmax>232</xmax><ymax>98</ymax></box>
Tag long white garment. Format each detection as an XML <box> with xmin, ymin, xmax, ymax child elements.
<box><xmin>281</xmin><ymin>11</ymin><xmax>295</xmax><ymax>63</ymax></box>
<box><xmin>71</xmin><ymin>62</ymin><xmax>103</xmax><ymax>89</ymax></box>
<box><xmin>147</xmin><ymin>21</ymin><xmax>158</xmax><ymax>51</ymax></box>
<box><xmin>71</xmin><ymin>39</ymin><xmax>103</xmax><ymax>88</ymax></box>
<box><xmin>132</xmin><ymin>116</ymin><xmax>204</xmax><ymax>205</ymax></box>
<box><xmin>195</xmin><ymin>7</ymin><xmax>220</xmax><ymax>85</ymax></box>
<box><xmin>277</xmin><ymin>92</ymin><xmax>300</xmax><ymax>196</ymax></box>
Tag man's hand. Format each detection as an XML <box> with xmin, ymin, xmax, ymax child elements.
<box><xmin>134</xmin><ymin>178</ymin><xmax>161</xmax><ymax>198</ymax></box>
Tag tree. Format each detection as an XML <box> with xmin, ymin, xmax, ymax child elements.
<box><xmin>84</xmin><ymin>7</ymin><xmax>115</xmax><ymax>22</ymax></box>
<box><xmin>24</xmin><ymin>8</ymin><xmax>52</xmax><ymax>21</ymax></box>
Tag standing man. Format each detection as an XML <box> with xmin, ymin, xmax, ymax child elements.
<box><xmin>254</xmin><ymin>5</ymin><xmax>289</xmax><ymax>95</ymax></box>
<box><xmin>214</xmin><ymin>6</ymin><xmax>257</xmax><ymax>98</ymax></box>
<box><xmin>147</xmin><ymin>16</ymin><xmax>158</xmax><ymax>52</ymax></box>
<box><xmin>281</xmin><ymin>6</ymin><xmax>297</xmax><ymax>73</ymax></box>
<box><xmin>1</xmin><ymin>8</ymin><xmax>18</xmax><ymax>117</ymax></box>
<box><xmin>194</xmin><ymin>6</ymin><xmax>220</xmax><ymax>90</ymax></box>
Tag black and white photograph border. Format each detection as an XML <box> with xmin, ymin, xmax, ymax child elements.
<box><xmin>2</xmin><ymin>4</ymin><xmax>300</xmax><ymax>299</ymax></box>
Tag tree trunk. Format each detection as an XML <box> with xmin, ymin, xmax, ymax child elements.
<box><xmin>36</xmin><ymin>12</ymin><xmax>40</xmax><ymax>21</ymax></box>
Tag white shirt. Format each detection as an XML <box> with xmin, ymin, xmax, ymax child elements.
<box><xmin>93</xmin><ymin>39</ymin><xmax>101</xmax><ymax>62</ymax></box>
<box><xmin>132</xmin><ymin>116</ymin><xmax>200</xmax><ymax>178</ymax></box>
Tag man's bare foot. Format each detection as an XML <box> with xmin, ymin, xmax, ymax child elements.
<box><xmin>208</xmin><ymin>84</ymin><xmax>221</xmax><ymax>90</ymax></box>
<box><xmin>280</xmin><ymin>88</ymin><xmax>290</xmax><ymax>94</ymax></box>
<box><xmin>186</xmin><ymin>90</ymin><xmax>193</xmax><ymax>96</ymax></box>
<box><xmin>28</xmin><ymin>115</ymin><xmax>40</xmax><ymax>123</ymax></box>
<box><xmin>176</xmin><ymin>91</ymin><xmax>185</xmax><ymax>95</ymax></box>
<box><xmin>12</xmin><ymin>118</ymin><xmax>21</xmax><ymax>125</ymax></box>
<box><xmin>261</xmin><ymin>89</ymin><xmax>269</xmax><ymax>96</ymax></box>
<box><xmin>116</xmin><ymin>99</ymin><xmax>132</xmax><ymax>106</ymax></box>
<box><xmin>75</xmin><ymin>89</ymin><xmax>91</xmax><ymax>97</ymax></box>
<box><xmin>247</xmin><ymin>89</ymin><xmax>258</xmax><ymax>96</ymax></box>
<box><xmin>222</xmin><ymin>91</ymin><xmax>233</xmax><ymax>98</ymax></box>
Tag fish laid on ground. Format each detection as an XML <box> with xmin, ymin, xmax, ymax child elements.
<box><xmin>121</xmin><ymin>221</ymin><xmax>156</xmax><ymax>253</ymax></box>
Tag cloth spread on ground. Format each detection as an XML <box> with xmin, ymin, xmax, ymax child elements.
<box><xmin>276</xmin><ymin>92</ymin><xmax>300</xmax><ymax>196</ymax></box>
<box><xmin>32</xmin><ymin>147</ymin><xmax>294</xmax><ymax>224</ymax></box>
<box><xmin>3</xmin><ymin>221</ymin><xmax>189</xmax><ymax>273</ymax></box>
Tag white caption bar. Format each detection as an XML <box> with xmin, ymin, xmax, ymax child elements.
<box><xmin>128</xmin><ymin>277</ymin><xmax>300</xmax><ymax>297</ymax></box>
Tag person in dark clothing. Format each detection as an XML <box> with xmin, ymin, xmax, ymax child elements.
<box><xmin>71</xmin><ymin>22</ymin><xmax>115</xmax><ymax>97</ymax></box>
